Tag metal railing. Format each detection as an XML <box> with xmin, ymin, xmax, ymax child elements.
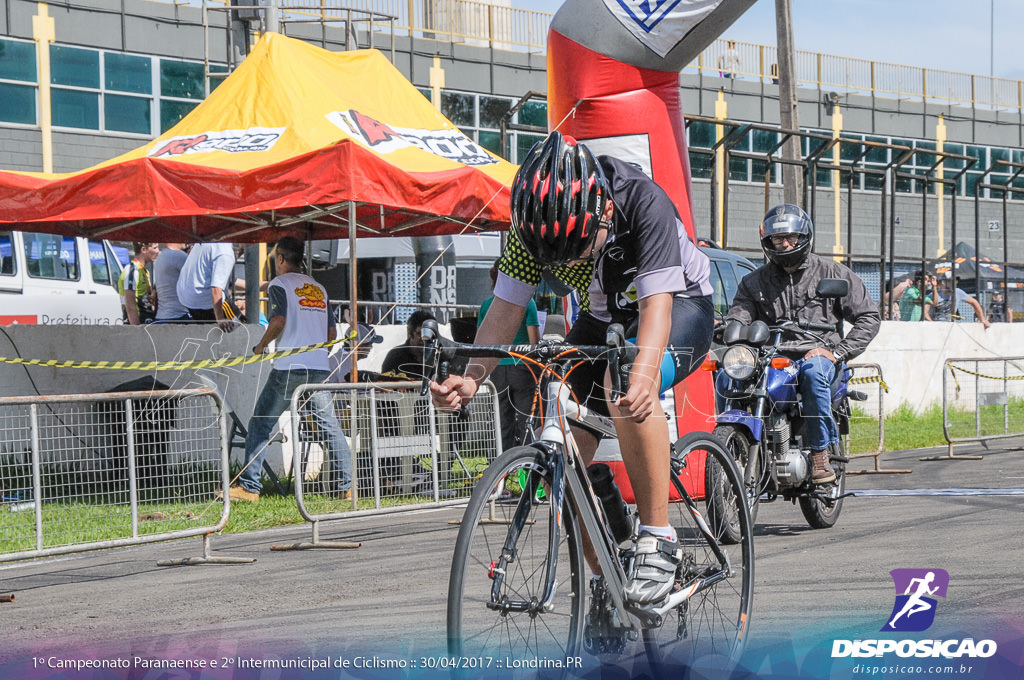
<box><xmin>845</xmin><ymin>363</ymin><xmax>910</xmax><ymax>475</ymax></box>
<box><xmin>0</xmin><ymin>388</ymin><xmax>236</xmax><ymax>564</ymax></box>
<box><xmin>685</xmin><ymin>114</ymin><xmax>1024</xmax><ymax>318</ymax></box>
<box><xmin>938</xmin><ymin>355</ymin><xmax>1024</xmax><ymax>459</ymax></box>
<box><xmin>691</xmin><ymin>38</ymin><xmax>1024</xmax><ymax>112</ymax></box>
<box><xmin>276</xmin><ymin>380</ymin><xmax>500</xmax><ymax>549</ymax></box>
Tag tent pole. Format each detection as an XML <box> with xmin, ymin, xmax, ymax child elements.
<box><xmin>348</xmin><ymin>200</ymin><xmax>359</xmax><ymax>382</ymax></box>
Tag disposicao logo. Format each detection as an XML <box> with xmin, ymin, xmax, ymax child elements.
<box><xmin>831</xmin><ymin>568</ymin><xmax>997</xmax><ymax>660</ymax></box>
<box><xmin>882</xmin><ymin>568</ymin><xmax>948</xmax><ymax>632</ymax></box>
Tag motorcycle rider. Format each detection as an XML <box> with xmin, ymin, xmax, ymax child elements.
<box><xmin>725</xmin><ymin>204</ymin><xmax>880</xmax><ymax>484</ymax></box>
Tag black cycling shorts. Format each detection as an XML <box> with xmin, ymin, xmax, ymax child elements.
<box><xmin>563</xmin><ymin>294</ymin><xmax>714</xmax><ymax>419</ymax></box>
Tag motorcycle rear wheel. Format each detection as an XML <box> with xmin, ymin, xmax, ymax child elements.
<box><xmin>799</xmin><ymin>441</ymin><xmax>846</xmax><ymax>528</ymax></box>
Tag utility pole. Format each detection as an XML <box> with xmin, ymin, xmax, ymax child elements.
<box><xmin>776</xmin><ymin>0</ymin><xmax>804</xmax><ymax>205</ymax></box>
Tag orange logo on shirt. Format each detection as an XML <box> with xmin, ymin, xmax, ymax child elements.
<box><xmin>295</xmin><ymin>283</ymin><xmax>327</xmax><ymax>309</ymax></box>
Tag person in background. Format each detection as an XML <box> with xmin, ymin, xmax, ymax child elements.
<box><xmin>726</xmin><ymin>205</ymin><xmax>880</xmax><ymax>485</ymax></box>
<box><xmin>118</xmin><ymin>242</ymin><xmax>159</xmax><ymax>325</ymax></box>
<box><xmin>896</xmin><ymin>271</ymin><xmax>926</xmax><ymax>322</ymax></box>
<box><xmin>153</xmin><ymin>243</ymin><xmax>191</xmax><ymax>323</ymax></box>
<box><xmin>478</xmin><ymin>261</ymin><xmax>541</xmax><ymax>452</ymax></box>
<box><xmin>176</xmin><ymin>242</ymin><xmax>238</xmax><ymax>332</ymax></box>
<box><xmin>227</xmin><ymin>237</ymin><xmax>352</xmax><ymax>503</ymax></box>
<box><xmin>718</xmin><ymin>40</ymin><xmax>741</xmax><ymax>78</ymax></box>
<box><xmin>330</xmin><ymin>322</ymin><xmax>384</xmax><ymax>383</ymax></box>
<box><xmin>380</xmin><ymin>310</ymin><xmax>437</xmax><ymax>382</ymax></box>
<box><xmin>883</xmin><ymin>277</ymin><xmax>913</xmax><ymax>320</ymax></box>
<box><xmin>987</xmin><ymin>290</ymin><xmax>1013</xmax><ymax>323</ymax></box>
<box><xmin>924</xmin><ymin>272</ymin><xmax>990</xmax><ymax>328</ymax></box>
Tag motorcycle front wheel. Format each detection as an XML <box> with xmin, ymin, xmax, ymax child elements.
<box><xmin>707</xmin><ymin>425</ymin><xmax>760</xmax><ymax>544</ymax></box>
<box><xmin>799</xmin><ymin>441</ymin><xmax>846</xmax><ymax>528</ymax></box>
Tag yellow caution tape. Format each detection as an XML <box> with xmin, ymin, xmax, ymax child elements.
<box><xmin>0</xmin><ymin>338</ymin><xmax>344</xmax><ymax>371</ymax></box>
<box><xmin>849</xmin><ymin>374</ymin><xmax>889</xmax><ymax>392</ymax></box>
<box><xmin>947</xmin><ymin>363</ymin><xmax>1024</xmax><ymax>396</ymax></box>
<box><xmin>947</xmin><ymin>363</ymin><xmax>1024</xmax><ymax>382</ymax></box>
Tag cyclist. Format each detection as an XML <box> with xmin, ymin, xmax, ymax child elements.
<box><xmin>724</xmin><ymin>204</ymin><xmax>880</xmax><ymax>484</ymax></box>
<box><xmin>431</xmin><ymin>131</ymin><xmax>715</xmax><ymax>605</ymax></box>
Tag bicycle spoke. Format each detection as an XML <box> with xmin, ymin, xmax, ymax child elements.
<box><xmin>643</xmin><ymin>432</ymin><xmax>754</xmax><ymax>675</ymax></box>
<box><xmin>448</xmin><ymin>447</ymin><xmax>584</xmax><ymax>673</ymax></box>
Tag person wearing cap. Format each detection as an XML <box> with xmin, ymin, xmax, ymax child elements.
<box><xmin>924</xmin><ymin>272</ymin><xmax>990</xmax><ymax>329</ymax></box>
<box><xmin>987</xmin><ymin>291</ymin><xmax>1013</xmax><ymax>323</ymax></box>
<box><xmin>330</xmin><ymin>322</ymin><xmax>384</xmax><ymax>382</ymax></box>
<box><xmin>226</xmin><ymin>237</ymin><xmax>353</xmax><ymax>503</ymax></box>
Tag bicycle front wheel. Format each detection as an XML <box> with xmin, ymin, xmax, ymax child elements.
<box><xmin>447</xmin><ymin>445</ymin><xmax>586</xmax><ymax>664</ymax></box>
<box><xmin>644</xmin><ymin>431</ymin><xmax>754</xmax><ymax>673</ymax></box>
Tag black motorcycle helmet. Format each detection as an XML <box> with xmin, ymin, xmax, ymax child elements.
<box><xmin>510</xmin><ymin>131</ymin><xmax>608</xmax><ymax>266</ymax></box>
<box><xmin>760</xmin><ymin>204</ymin><xmax>814</xmax><ymax>269</ymax></box>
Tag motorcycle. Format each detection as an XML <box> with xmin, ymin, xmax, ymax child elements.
<box><xmin>706</xmin><ymin>278</ymin><xmax>867</xmax><ymax>542</ymax></box>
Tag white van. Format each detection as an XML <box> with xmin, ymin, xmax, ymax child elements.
<box><xmin>0</xmin><ymin>230</ymin><xmax>126</xmax><ymax>325</ymax></box>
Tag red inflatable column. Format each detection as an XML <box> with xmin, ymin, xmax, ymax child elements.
<box><xmin>547</xmin><ymin>29</ymin><xmax>715</xmax><ymax>440</ymax></box>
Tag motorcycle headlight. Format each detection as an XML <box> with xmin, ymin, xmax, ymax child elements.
<box><xmin>722</xmin><ymin>346</ymin><xmax>757</xmax><ymax>380</ymax></box>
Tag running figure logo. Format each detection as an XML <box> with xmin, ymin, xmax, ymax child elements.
<box><xmin>881</xmin><ymin>568</ymin><xmax>949</xmax><ymax>632</ymax></box>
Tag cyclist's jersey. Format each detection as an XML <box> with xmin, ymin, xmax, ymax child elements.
<box><xmin>494</xmin><ymin>156</ymin><xmax>712</xmax><ymax>325</ymax></box>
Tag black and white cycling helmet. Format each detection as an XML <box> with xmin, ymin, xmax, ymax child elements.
<box><xmin>510</xmin><ymin>131</ymin><xmax>608</xmax><ymax>266</ymax></box>
<box><xmin>760</xmin><ymin>203</ymin><xmax>814</xmax><ymax>269</ymax></box>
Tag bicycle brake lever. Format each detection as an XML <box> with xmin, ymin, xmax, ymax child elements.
<box><xmin>606</xmin><ymin>323</ymin><xmax>631</xmax><ymax>401</ymax></box>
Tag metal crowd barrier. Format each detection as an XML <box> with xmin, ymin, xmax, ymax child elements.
<box><xmin>274</xmin><ymin>380</ymin><xmax>501</xmax><ymax>550</ymax></box>
<box><xmin>932</xmin><ymin>356</ymin><xmax>1024</xmax><ymax>461</ymax></box>
<box><xmin>0</xmin><ymin>388</ymin><xmax>246</xmax><ymax>565</ymax></box>
<box><xmin>845</xmin><ymin>362</ymin><xmax>911</xmax><ymax>475</ymax></box>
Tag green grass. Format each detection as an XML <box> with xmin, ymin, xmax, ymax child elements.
<box><xmin>5</xmin><ymin>400</ymin><xmax>1020</xmax><ymax>551</ymax></box>
<box><xmin>0</xmin><ymin>456</ymin><xmax>477</xmax><ymax>555</ymax></box>
<box><xmin>847</xmin><ymin>397</ymin><xmax>1024</xmax><ymax>454</ymax></box>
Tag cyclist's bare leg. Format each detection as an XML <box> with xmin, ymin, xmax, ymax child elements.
<box><xmin>608</xmin><ymin>396</ymin><xmax>670</xmax><ymax>529</ymax></box>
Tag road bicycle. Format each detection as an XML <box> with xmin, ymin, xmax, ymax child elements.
<box><xmin>421</xmin><ymin>320</ymin><xmax>754</xmax><ymax>675</ymax></box>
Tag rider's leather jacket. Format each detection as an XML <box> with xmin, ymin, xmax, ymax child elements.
<box><xmin>725</xmin><ymin>253</ymin><xmax>881</xmax><ymax>363</ymax></box>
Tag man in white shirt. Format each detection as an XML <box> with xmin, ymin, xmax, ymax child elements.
<box><xmin>226</xmin><ymin>237</ymin><xmax>353</xmax><ymax>503</ymax></box>
<box><xmin>176</xmin><ymin>242</ymin><xmax>237</xmax><ymax>331</ymax></box>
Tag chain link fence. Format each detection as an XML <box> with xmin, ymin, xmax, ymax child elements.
<box><xmin>941</xmin><ymin>356</ymin><xmax>1024</xmax><ymax>457</ymax></box>
<box><xmin>0</xmin><ymin>388</ymin><xmax>229</xmax><ymax>563</ymax></box>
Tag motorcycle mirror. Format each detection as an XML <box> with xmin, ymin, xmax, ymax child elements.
<box><xmin>816</xmin><ymin>278</ymin><xmax>849</xmax><ymax>299</ymax></box>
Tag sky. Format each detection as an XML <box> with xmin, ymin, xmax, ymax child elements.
<box><xmin>509</xmin><ymin>0</ymin><xmax>1024</xmax><ymax>81</ymax></box>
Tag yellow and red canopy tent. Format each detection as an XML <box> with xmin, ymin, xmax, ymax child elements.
<box><xmin>0</xmin><ymin>32</ymin><xmax>516</xmax><ymax>243</ymax></box>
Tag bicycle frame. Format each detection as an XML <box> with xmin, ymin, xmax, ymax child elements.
<box><xmin>493</xmin><ymin>370</ymin><xmax>734</xmax><ymax>631</ymax></box>
<box><xmin>428</xmin><ymin>318</ymin><xmax>748</xmax><ymax>657</ymax></box>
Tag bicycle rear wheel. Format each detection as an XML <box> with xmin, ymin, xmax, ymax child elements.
<box><xmin>447</xmin><ymin>445</ymin><xmax>586</xmax><ymax>666</ymax></box>
<box><xmin>643</xmin><ymin>431</ymin><xmax>754</xmax><ymax>674</ymax></box>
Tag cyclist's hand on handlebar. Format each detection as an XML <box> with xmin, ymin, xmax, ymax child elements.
<box><xmin>613</xmin><ymin>374</ymin><xmax>657</xmax><ymax>424</ymax></box>
<box><xmin>803</xmin><ymin>347</ymin><xmax>836</xmax><ymax>362</ymax></box>
<box><xmin>430</xmin><ymin>374</ymin><xmax>478</xmax><ymax>412</ymax></box>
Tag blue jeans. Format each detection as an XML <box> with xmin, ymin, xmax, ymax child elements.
<box><xmin>797</xmin><ymin>356</ymin><xmax>840</xmax><ymax>452</ymax></box>
<box><xmin>240</xmin><ymin>368</ymin><xmax>352</xmax><ymax>494</ymax></box>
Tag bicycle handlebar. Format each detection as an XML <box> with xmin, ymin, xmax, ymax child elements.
<box><xmin>419</xmin><ymin>319</ymin><xmax>639</xmax><ymax>403</ymax></box>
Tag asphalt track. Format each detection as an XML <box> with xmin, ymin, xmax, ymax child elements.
<box><xmin>1</xmin><ymin>439</ymin><xmax>1022</xmax><ymax>679</ymax></box>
